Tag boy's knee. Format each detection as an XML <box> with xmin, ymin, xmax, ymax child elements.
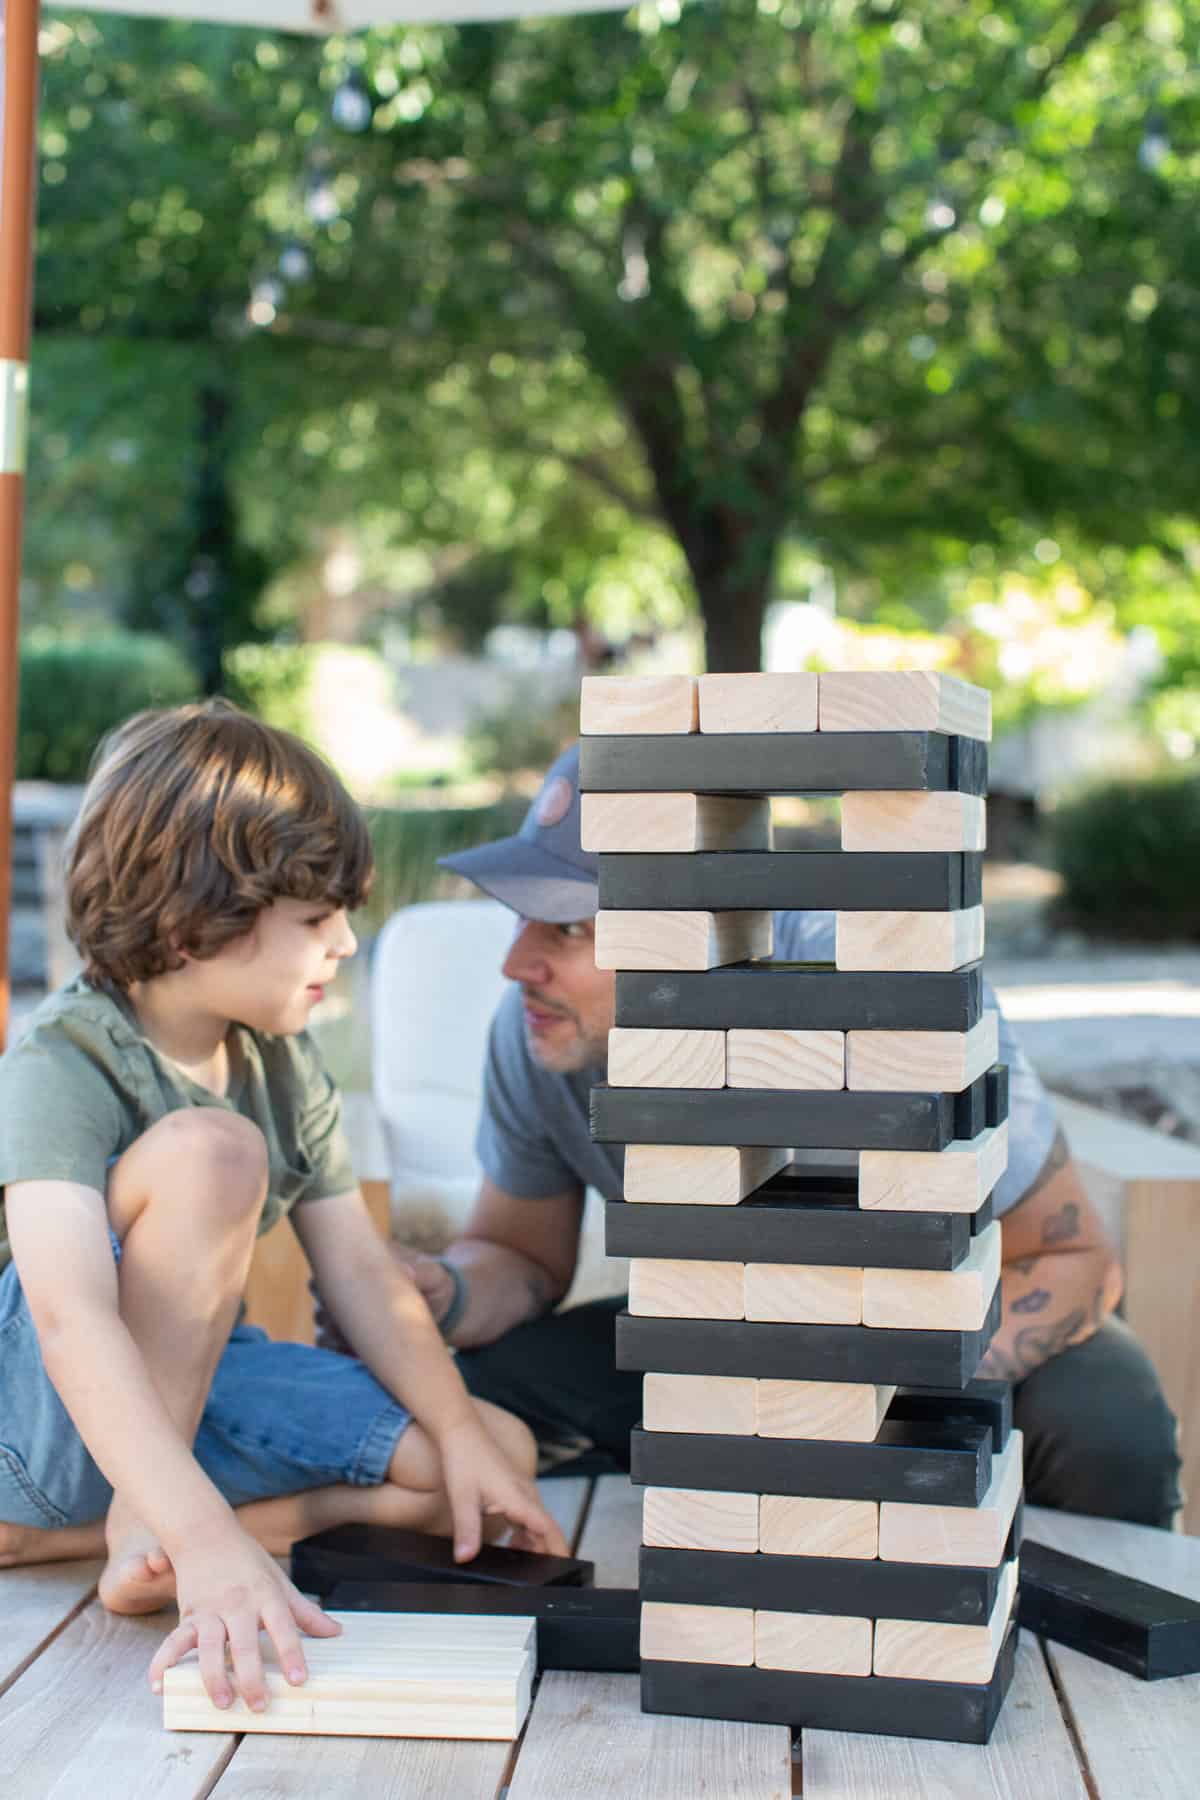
<box><xmin>118</xmin><ymin>1110</ymin><xmax>268</xmax><ymax>1222</ymax></box>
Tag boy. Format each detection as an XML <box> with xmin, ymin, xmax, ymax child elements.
<box><xmin>0</xmin><ymin>701</ymin><xmax>567</xmax><ymax>1714</ymax></box>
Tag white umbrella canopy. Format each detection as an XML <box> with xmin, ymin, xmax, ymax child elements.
<box><xmin>62</xmin><ymin>0</ymin><xmax>629</xmax><ymax>31</ymax></box>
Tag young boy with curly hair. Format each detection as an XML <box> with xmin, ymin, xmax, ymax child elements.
<box><xmin>0</xmin><ymin>701</ymin><xmax>566</xmax><ymax>1713</ymax></box>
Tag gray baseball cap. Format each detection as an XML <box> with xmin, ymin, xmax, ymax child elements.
<box><xmin>438</xmin><ymin>742</ymin><xmax>598</xmax><ymax>923</ymax></box>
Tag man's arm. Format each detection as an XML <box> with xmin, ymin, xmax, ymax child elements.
<box><xmin>977</xmin><ymin>1127</ymin><xmax>1124</xmax><ymax>1383</ymax></box>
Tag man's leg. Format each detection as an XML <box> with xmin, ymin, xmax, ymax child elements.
<box><xmin>1013</xmin><ymin>1315</ymin><xmax>1182</xmax><ymax>1528</ymax></box>
<box><xmin>456</xmin><ymin>1296</ymin><xmax>642</xmax><ymax>1473</ymax></box>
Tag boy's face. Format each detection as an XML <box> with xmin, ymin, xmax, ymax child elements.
<box><xmin>192</xmin><ymin>898</ymin><xmax>357</xmax><ymax>1036</ymax></box>
<box><xmin>501</xmin><ymin>916</ymin><xmax>614</xmax><ymax>1074</ymax></box>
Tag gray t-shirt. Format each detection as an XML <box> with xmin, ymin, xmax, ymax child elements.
<box><xmin>476</xmin><ymin>910</ymin><xmax>1055</xmax><ymax>1215</ymax></box>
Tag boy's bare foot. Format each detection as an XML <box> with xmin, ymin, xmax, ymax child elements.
<box><xmin>0</xmin><ymin>1518</ymin><xmax>107</xmax><ymax>1569</ymax></box>
<box><xmin>100</xmin><ymin>1505</ymin><xmax>175</xmax><ymax>1615</ymax></box>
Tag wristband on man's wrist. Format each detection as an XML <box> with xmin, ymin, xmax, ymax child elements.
<box><xmin>431</xmin><ymin>1255</ymin><xmax>469</xmax><ymax>1338</ymax></box>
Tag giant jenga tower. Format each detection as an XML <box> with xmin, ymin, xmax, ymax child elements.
<box><xmin>581</xmin><ymin>670</ymin><xmax>1021</xmax><ymax>1743</ymax></box>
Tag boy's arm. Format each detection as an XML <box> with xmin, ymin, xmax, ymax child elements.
<box><xmin>293</xmin><ymin>1188</ymin><xmax>568</xmax><ymax>1560</ymax></box>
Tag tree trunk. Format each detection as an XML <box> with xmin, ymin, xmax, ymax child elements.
<box><xmin>699</xmin><ymin>576</ymin><xmax>770</xmax><ymax>673</ymax></box>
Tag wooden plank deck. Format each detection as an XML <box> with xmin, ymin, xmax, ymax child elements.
<box><xmin>3</xmin><ymin>1485</ymin><xmax>1199</xmax><ymax>1798</ymax></box>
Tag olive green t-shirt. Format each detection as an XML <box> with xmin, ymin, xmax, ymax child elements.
<box><xmin>0</xmin><ymin>977</ymin><xmax>357</xmax><ymax>1273</ymax></box>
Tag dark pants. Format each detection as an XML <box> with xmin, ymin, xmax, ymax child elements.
<box><xmin>457</xmin><ymin>1300</ymin><xmax>1183</xmax><ymax>1528</ymax></box>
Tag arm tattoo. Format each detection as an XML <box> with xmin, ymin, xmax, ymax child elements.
<box><xmin>524</xmin><ymin>1270</ymin><xmax>553</xmax><ymax>1321</ymax></box>
<box><xmin>1023</xmin><ymin>1125</ymin><xmax>1070</xmax><ymax>1203</ymax></box>
<box><xmin>1042</xmin><ymin>1201</ymin><xmax>1080</xmax><ymax>1246</ymax></box>
<box><xmin>1010</xmin><ymin>1287</ymin><xmax>1052</xmax><ymax>1314</ymax></box>
<box><xmin>979</xmin><ymin>1305</ymin><xmax>1088</xmax><ymax>1383</ymax></box>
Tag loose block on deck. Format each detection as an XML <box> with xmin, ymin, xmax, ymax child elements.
<box><xmin>879</xmin><ymin>1430</ymin><xmax>1024</xmax><ymax>1567</ymax></box>
<box><xmin>579</xmin><ymin>732</ymin><xmax>988</xmax><ymax>795</ymax></box>
<box><xmin>835</xmin><ymin>906</ymin><xmax>985</xmax><ymax>972</ymax></box>
<box><xmin>327</xmin><ymin>1581</ymin><xmax>641</xmax><ymax>1675</ymax></box>
<box><xmin>608</xmin><ymin>1027</ymin><xmax>726</xmax><ymax>1090</ymax></box>
<box><xmin>615</xmin><ymin>962</ymin><xmax>984</xmax><ymax>1032</ymax></box>
<box><xmin>860</xmin><ymin>1122</ymin><xmax>1009</xmax><ymax>1214</ymax></box>
<box><xmin>617</xmin><ymin>1287</ymin><xmax>1000</xmax><ymax>1387</ymax></box>
<box><xmin>622</xmin><ymin>1142</ymin><xmax>790</xmax><ymax>1206</ymax></box>
<box><xmin>631</xmin><ymin>1418</ymin><xmax>994</xmax><ymax>1506</ymax></box>
<box><xmin>581</xmin><ymin>791</ymin><xmax>771</xmax><ymax>854</ymax></box>
<box><xmin>580</xmin><ymin>674</ymin><xmax>697</xmax><ymax>735</ymax></box>
<box><xmin>594</xmin><ymin>909</ymin><xmax>772</xmax><ymax>971</ymax></box>
<box><xmin>599</xmin><ymin>850</ymin><xmax>985</xmax><ymax>913</ymax></box>
<box><xmin>818</xmin><ymin>670</ymin><xmax>992</xmax><ymax>741</ymax></box>
<box><xmin>1017</xmin><ymin>1540</ymin><xmax>1200</xmax><ymax>1680</ymax></box>
<box><xmin>162</xmin><ymin>1611</ymin><xmax>536</xmax><ymax>1740</ymax></box>
<box><xmin>292</xmin><ymin>1523</ymin><xmax>594</xmax><ymax>1598</ymax></box>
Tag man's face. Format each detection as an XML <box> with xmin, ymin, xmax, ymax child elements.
<box><xmin>502</xmin><ymin>916</ymin><xmax>615</xmax><ymax>1074</ymax></box>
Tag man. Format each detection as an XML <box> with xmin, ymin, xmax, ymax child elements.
<box><xmin>383</xmin><ymin>744</ymin><xmax>1181</xmax><ymax>1524</ymax></box>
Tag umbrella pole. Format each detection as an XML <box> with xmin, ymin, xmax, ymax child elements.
<box><xmin>0</xmin><ymin>0</ymin><xmax>40</xmax><ymax>1049</ymax></box>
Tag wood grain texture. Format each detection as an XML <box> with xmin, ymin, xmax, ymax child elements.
<box><xmin>629</xmin><ymin>1257</ymin><xmax>746</xmax><ymax>1320</ymax></box>
<box><xmin>846</xmin><ymin>1013</ymin><xmax>998</xmax><ymax>1094</ymax></box>
<box><xmin>581</xmin><ymin>792</ymin><xmax>771</xmax><ymax>854</ymax></box>
<box><xmin>594</xmin><ymin>910</ymin><xmax>773</xmax><ymax>971</ymax></box>
<box><xmin>640</xmin><ymin>1601</ymin><xmax>755</xmax><ymax>1666</ymax></box>
<box><xmin>608</xmin><ymin>1027</ymin><xmax>726</xmax><ymax>1090</ymax></box>
<box><xmin>818</xmin><ymin>670</ymin><xmax>991</xmax><ymax>741</ymax></box>
<box><xmin>623</xmin><ymin>1144</ymin><xmax>790</xmax><ymax>1206</ymax></box>
<box><xmin>754</xmin><ymin>1380</ymin><xmax>896</xmax><ymax>1443</ymax></box>
<box><xmin>874</xmin><ymin>1560</ymin><xmax>1017</xmax><ymax>1682</ymax></box>
<box><xmin>580</xmin><ymin>675</ymin><xmax>698</xmax><ymax>735</ymax></box>
<box><xmin>642</xmin><ymin>1487</ymin><xmax>760</xmax><ymax>1554</ymax></box>
<box><xmin>835</xmin><ymin>907</ymin><xmax>985</xmax><ymax>972</ymax></box>
<box><xmin>841</xmin><ymin>792</ymin><xmax>987</xmax><ymax>854</ymax></box>
<box><xmin>880</xmin><ymin>1430</ymin><xmax>1023</xmax><ymax>1567</ymax></box>
<box><xmin>755</xmin><ymin>1610</ymin><xmax>873</xmax><ymax>1676</ymax></box>
<box><xmin>643</xmin><ymin>1373</ymin><xmax>759</xmax><ymax>1436</ymax></box>
<box><xmin>726</xmin><ymin>1029</ymin><xmax>845</xmax><ymax>1091</ymax></box>
<box><xmin>860</xmin><ymin>1123</ymin><xmax>1009</xmax><ymax>1214</ymax></box>
<box><xmin>744</xmin><ymin>1261</ymin><xmax>863</xmax><ymax>1325</ymax></box>
<box><xmin>698</xmin><ymin>672</ymin><xmax>819</xmax><ymax>734</ymax></box>
<box><xmin>759</xmin><ymin>1495</ymin><xmax>879</xmax><ymax>1560</ymax></box>
<box><xmin>210</xmin><ymin>1731</ymin><xmax>512</xmax><ymax>1799</ymax></box>
<box><xmin>862</xmin><ymin>1221</ymin><xmax>1002</xmax><ymax>1332</ymax></box>
<box><xmin>0</xmin><ymin>1561</ymin><xmax>100</xmax><ymax>1697</ymax></box>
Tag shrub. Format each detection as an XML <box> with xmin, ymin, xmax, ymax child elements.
<box><xmin>17</xmin><ymin>633</ymin><xmax>200</xmax><ymax>783</ymax></box>
<box><xmin>1052</xmin><ymin>772</ymin><xmax>1200</xmax><ymax>941</ymax></box>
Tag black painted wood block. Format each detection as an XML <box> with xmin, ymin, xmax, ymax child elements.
<box><xmin>614</xmin><ymin>963</ymin><xmax>984</xmax><ymax>1032</ymax></box>
<box><xmin>605</xmin><ymin>1184</ymin><xmax>989</xmax><ymax>1271</ymax></box>
<box><xmin>631</xmin><ymin>1420</ymin><xmax>992</xmax><ymax>1506</ymax></box>
<box><xmin>579</xmin><ymin>732</ymin><xmax>988</xmax><ymax>796</ymax></box>
<box><xmin>640</xmin><ymin>1545</ymin><xmax>1019</xmax><ymax>1627</ymax></box>
<box><xmin>616</xmin><ymin>1286</ymin><xmax>1001</xmax><ymax>1388</ymax></box>
<box><xmin>986</xmin><ymin>1063</ymin><xmax>1009</xmax><ymax>1127</ymax></box>
<box><xmin>889</xmin><ymin>1380</ymin><xmax>1013</xmax><ymax>1454</ymax></box>
<box><xmin>640</xmin><ymin>1621</ymin><xmax>1018</xmax><ymax>1742</ymax></box>
<box><xmin>1018</xmin><ymin>1541</ymin><xmax>1200</xmax><ymax>1680</ymax></box>
<box><xmin>327</xmin><ymin>1580</ymin><xmax>640</xmax><ymax>1674</ymax></box>
<box><xmin>593</xmin><ymin>1077</ymin><xmax>992</xmax><ymax>1152</ymax></box>
<box><xmin>291</xmin><ymin>1523</ymin><xmax>593</xmax><ymax>1598</ymax></box>
<box><xmin>599</xmin><ymin>852</ymin><xmax>984</xmax><ymax>913</ymax></box>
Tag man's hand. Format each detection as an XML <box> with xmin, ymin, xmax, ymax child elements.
<box><xmin>148</xmin><ymin>1522</ymin><xmax>341</xmax><ymax>1711</ymax></box>
<box><xmin>314</xmin><ymin>1242</ymin><xmax>454</xmax><ymax>1350</ymax></box>
<box><xmin>436</xmin><ymin>1418</ymin><xmax>569</xmax><ymax>1564</ymax></box>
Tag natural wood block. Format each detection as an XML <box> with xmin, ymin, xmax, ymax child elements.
<box><xmin>698</xmin><ymin>672</ymin><xmax>819</xmax><ymax>734</ymax></box>
<box><xmin>643</xmin><ymin>1373</ymin><xmax>758</xmax><ymax>1436</ymax></box>
<box><xmin>874</xmin><ymin>1559</ymin><xmax>1018</xmax><ymax>1683</ymax></box>
<box><xmin>846</xmin><ymin>1013</ymin><xmax>998</xmax><ymax>1094</ymax></box>
<box><xmin>726</xmin><ymin>1029</ymin><xmax>845</xmax><ymax>1091</ymax></box>
<box><xmin>642</xmin><ymin>1486</ymin><xmax>759</xmax><ymax>1554</ymax></box>
<box><xmin>879</xmin><ymin>1429</ymin><xmax>1024</xmax><ymax>1566</ymax></box>
<box><xmin>835</xmin><ymin>907</ymin><xmax>984</xmax><ymax>972</ymax></box>
<box><xmin>623</xmin><ymin>1143</ymin><xmax>790</xmax><ymax>1207</ymax></box>
<box><xmin>755</xmin><ymin>1609</ymin><xmax>874</xmax><ymax>1676</ymax></box>
<box><xmin>860</xmin><ymin>1122</ymin><xmax>1009</xmax><ymax>1213</ymax></box>
<box><xmin>628</xmin><ymin>1257</ymin><xmax>745</xmax><ymax>1320</ymax></box>
<box><xmin>162</xmin><ymin>1611</ymin><xmax>535</xmax><ymax>1739</ymax></box>
<box><xmin>744</xmin><ymin>1262</ymin><xmax>863</xmax><ymax>1325</ymax></box>
<box><xmin>594</xmin><ymin>910</ymin><xmax>773</xmax><ymax>972</ymax></box>
<box><xmin>759</xmin><ymin>1495</ymin><xmax>879</xmax><ymax>1560</ymax></box>
<box><xmin>608</xmin><ymin>1028</ymin><xmax>726</xmax><ymax>1090</ymax></box>
<box><xmin>581</xmin><ymin>792</ymin><xmax>771</xmax><ymax>854</ymax></box>
<box><xmin>755</xmin><ymin>1380</ymin><xmax>896</xmax><ymax>1443</ymax></box>
<box><xmin>580</xmin><ymin>674</ymin><xmax>698</xmax><ymax>735</ymax></box>
<box><xmin>640</xmin><ymin>1601</ymin><xmax>755</xmax><ymax>1666</ymax></box>
<box><xmin>841</xmin><ymin>791</ymin><xmax>986</xmax><ymax>854</ymax></box>
<box><xmin>863</xmin><ymin>1220</ymin><xmax>1002</xmax><ymax>1332</ymax></box>
<box><xmin>818</xmin><ymin>670</ymin><xmax>992</xmax><ymax>741</ymax></box>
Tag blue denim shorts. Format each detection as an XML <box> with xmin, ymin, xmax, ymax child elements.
<box><xmin>0</xmin><ymin>1237</ymin><xmax>411</xmax><ymax>1529</ymax></box>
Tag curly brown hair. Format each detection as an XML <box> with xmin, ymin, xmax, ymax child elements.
<box><xmin>65</xmin><ymin>700</ymin><xmax>373</xmax><ymax>989</ymax></box>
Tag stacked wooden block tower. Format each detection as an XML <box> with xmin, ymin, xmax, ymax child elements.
<box><xmin>581</xmin><ymin>669</ymin><xmax>1023</xmax><ymax>1744</ymax></box>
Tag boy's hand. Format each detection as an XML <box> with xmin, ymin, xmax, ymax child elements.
<box><xmin>438</xmin><ymin>1420</ymin><xmax>570</xmax><ymax>1564</ymax></box>
<box><xmin>148</xmin><ymin>1524</ymin><xmax>341</xmax><ymax>1712</ymax></box>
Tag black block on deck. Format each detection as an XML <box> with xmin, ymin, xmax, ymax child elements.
<box><xmin>327</xmin><ymin>1580</ymin><xmax>640</xmax><ymax>1674</ymax></box>
<box><xmin>616</xmin><ymin>1285</ymin><xmax>1000</xmax><ymax>1388</ymax></box>
<box><xmin>889</xmin><ymin>1380</ymin><xmax>1013</xmax><ymax>1454</ymax></box>
<box><xmin>614</xmin><ymin>963</ymin><xmax>984</xmax><ymax>1032</ymax></box>
<box><xmin>291</xmin><ymin>1524</ymin><xmax>593</xmax><ymax>1598</ymax></box>
<box><xmin>1018</xmin><ymin>1541</ymin><xmax>1200</xmax><ymax>1680</ymax></box>
<box><xmin>641</xmin><ymin>1621</ymin><xmax>1018</xmax><ymax>1743</ymax></box>
<box><xmin>631</xmin><ymin>1419</ymin><xmax>992</xmax><ymax>1506</ymax></box>
<box><xmin>579</xmin><ymin>732</ymin><xmax>988</xmax><ymax>795</ymax></box>
<box><xmin>599</xmin><ymin>852</ymin><xmax>985</xmax><ymax>913</ymax></box>
<box><xmin>606</xmin><ymin>1181</ymin><xmax>990</xmax><ymax>1270</ymax></box>
<box><xmin>640</xmin><ymin>1545</ymin><xmax>1019</xmax><ymax>1627</ymax></box>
